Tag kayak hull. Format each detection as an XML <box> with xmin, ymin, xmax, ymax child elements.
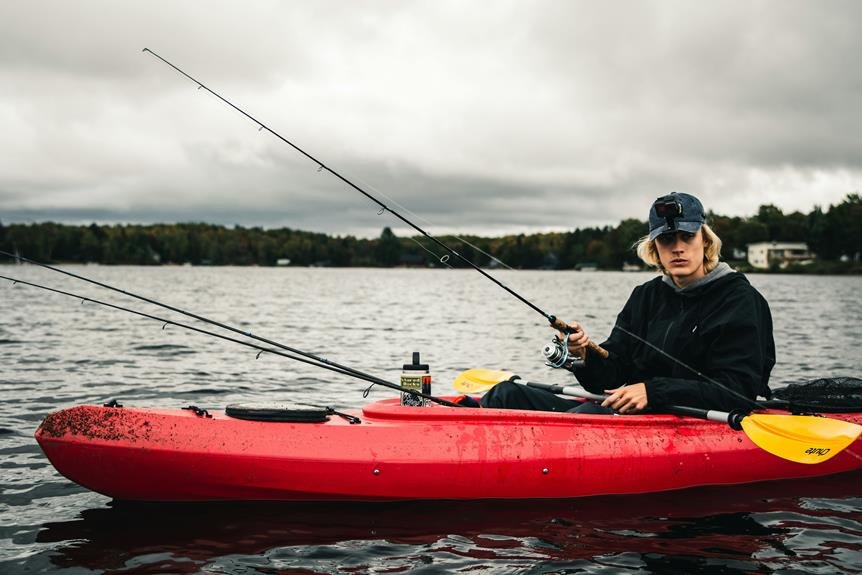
<box><xmin>35</xmin><ymin>400</ymin><xmax>862</xmax><ymax>502</ymax></box>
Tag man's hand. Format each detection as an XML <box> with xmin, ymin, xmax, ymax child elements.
<box><xmin>602</xmin><ymin>383</ymin><xmax>648</xmax><ymax>414</ymax></box>
<box><xmin>558</xmin><ymin>321</ymin><xmax>590</xmax><ymax>358</ymax></box>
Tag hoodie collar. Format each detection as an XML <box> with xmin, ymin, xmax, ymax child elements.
<box><xmin>662</xmin><ymin>261</ymin><xmax>735</xmax><ymax>293</ymax></box>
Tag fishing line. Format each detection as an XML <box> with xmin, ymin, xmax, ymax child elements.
<box><xmin>143</xmin><ymin>48</ymin><xmax>547</xmax><ymax>321</ymax></box>
<box><xmin>140</xmin><ymin>48</ymin><xmax>767</xmax><ymax>412</ymax></box>
<box><xmin>1</xmin><ymin>274</ymin><xmax>459</xmax><ymax>407</ymax></box>
<box><xmin>596</xmin><ymin>321</ymin><xmax>766</xmax><ymax>411</ymax></box>
<box><xmin>0</xmin><ymin>249</ymin><xmax>384</xmax><ymax>387</ymax></box>
<box><xmin>347</xmin><ymin>169</ymin><xmax>515</xmax><ymax>271</ymax></box>
<box><xmin>406</xmin><ymin>236</ymin><xmax>453</xmax><ymax>268</ymax></box>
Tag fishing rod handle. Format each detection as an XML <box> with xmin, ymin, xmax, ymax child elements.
<box><xmin>548</xmin><ymin>316</ymin><xmax>610</xmax><ymax>359</ymax></box>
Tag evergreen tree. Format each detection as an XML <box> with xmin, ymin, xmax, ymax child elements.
<box><xmin>0</xmin><ymin>194</ymin><xmax>858</xmax><ymax>270</ymax></box>
<box><xmin>375</xmin><ymin>227</ymin><xmax>402</xmax><ymax>266</ymax></box>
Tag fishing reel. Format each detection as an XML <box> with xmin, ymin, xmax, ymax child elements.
<box><xmin>542</xmin><ymin>334</ymin><xmax>584</xmax><ymax>371</ymax></box>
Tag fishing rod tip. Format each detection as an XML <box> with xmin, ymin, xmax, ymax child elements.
<box><xmin>142</xmin><ymin>47</ymin><xmax>150</xmax><ymax>53</ymax></box>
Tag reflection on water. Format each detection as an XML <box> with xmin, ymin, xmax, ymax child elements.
<box><xmin>22</xmin><ymin>472</ymin><xmax>862</xmax><ymax>574</ymax></box>
<box><xmin>1</xmin><ymin>266</ymin><xmax>861</xmax><ymax>573</ymax></box>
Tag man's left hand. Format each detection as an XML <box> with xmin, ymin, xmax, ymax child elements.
<box><xmin>602</xmin><ymin>383</ymin><xmax>648</xmax><ymax>414</ymax></box>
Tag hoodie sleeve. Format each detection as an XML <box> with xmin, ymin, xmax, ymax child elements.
<box><xmin>572</xmin><ymin>288</ymin><xmax>639</xmax><ymax>394</ymax></box>
<box><xmin>644</xmin><ymin>286</ymin><xmax>774</xmax><ymax>412</ymax></box>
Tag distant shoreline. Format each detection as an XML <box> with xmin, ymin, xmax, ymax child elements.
<box><xmin>2</xmin><ymin>261</ymin><xmax>859</xmax><ymax>275</ymax></box>
<box><xmin>2</xmin><ymin>194</ymin><xmax>859</xmax><ymax>271</ymax></box>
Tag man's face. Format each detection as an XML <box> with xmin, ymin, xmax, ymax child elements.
<box><xmin>655</xmin><ymin>229</ymin><xmax>706</xmax><ymax>287</ymax></box>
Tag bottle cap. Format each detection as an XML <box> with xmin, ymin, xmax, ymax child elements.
<box><xmin>402</xmin><ymin>351</ymin><xmax>429</xmax><ymax>371</ymax></box>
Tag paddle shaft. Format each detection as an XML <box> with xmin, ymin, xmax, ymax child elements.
<box><xmin>457</xmin><ymin>369</ymin><xmax>861</xmax><ymax>464</ymax></box>
<box><xmin>523</xmin><ymin>380</ymin><xmax>744</xmax><ymax>429</ymax></box>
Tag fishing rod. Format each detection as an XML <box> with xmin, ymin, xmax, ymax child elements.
<box><xmin>0</xmin><ymin>273</ymin><xmax>460</xmax><ymax>407</ymax></box>
<box><xmin>0</xmin><ymin>249</ymin><xmax>394</xmax><ymax>393</ymax></box>
<box><xmin>140</xmin><ymin>49</ymin><xmax>763</xmax><ymax>411</ymax></box>
<box><xmin>140</xmin><ymin>48</ymin><xmax>598</xmax><ymax>353</ymax></box>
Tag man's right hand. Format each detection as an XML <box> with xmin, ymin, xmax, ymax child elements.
<box><xmin>558</xmin><ymin>321</ymin><xmax>590</xmax><ymax>359</ymax></box>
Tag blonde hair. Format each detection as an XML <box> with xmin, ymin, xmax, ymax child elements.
<box><xmin>634</xmin><ymin>224</ymin><xmax>722</xmax><ymax>274</ymax></box>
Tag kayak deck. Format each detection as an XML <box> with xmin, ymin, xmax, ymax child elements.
<box><xmin>35</xmin><ymin>399</ymin><xmax>862</xmax><ymax>502</ymax></box>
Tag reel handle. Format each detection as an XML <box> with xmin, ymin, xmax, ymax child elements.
<box><xmin>548</xmin><ymin>316</ymin><xmax>610</xmax><ymax>360</ymax></box>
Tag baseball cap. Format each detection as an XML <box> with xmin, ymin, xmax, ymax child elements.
<box><xmin>648</xmin><ymin>192</ymin><xmax>706</xmax><ymax>241</ymax></box>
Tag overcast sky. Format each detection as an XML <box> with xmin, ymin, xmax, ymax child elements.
<box><xmin>1</xmin><ymin>1</ymin><xmax>860</xmax><ymax>237</ymax></box>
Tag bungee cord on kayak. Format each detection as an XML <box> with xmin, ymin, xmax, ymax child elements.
<box><xmin>0</xmin><ymin>272</ymin><xmax>460</xmax><ymax>407</ymax></box>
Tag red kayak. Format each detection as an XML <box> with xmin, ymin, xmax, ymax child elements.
<box><xmin>35</xmin><ymin>399</ymin><xmax>862</xmax><ymax>502</ymax></box>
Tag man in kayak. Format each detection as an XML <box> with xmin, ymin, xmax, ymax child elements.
<box><xmin>482</xmin><ymin>192</ymin><xmax>775</xmax><ymax>414</ymax></box>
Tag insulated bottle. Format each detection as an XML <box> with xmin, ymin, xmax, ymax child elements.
<box><xmin>400</xmin><ymin>352</ymin><xmax>430</xmax><ymax>406</ymax></box>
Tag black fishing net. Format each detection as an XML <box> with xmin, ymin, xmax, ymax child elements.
<box><xmin>769</xmin><ymin>377</ymin><xmax>862</xmax><ymax>413</ymax></box>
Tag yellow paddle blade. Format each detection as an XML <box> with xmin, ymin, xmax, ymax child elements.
<box><xmin>741</xmin><ymin>414</ymin><xmax>862</xmax><ymax>464</ymax></box>
<box><xmin>453</xmin><ymin>369</ymin><xmax>514</xmax><ymax>394</ymax></box>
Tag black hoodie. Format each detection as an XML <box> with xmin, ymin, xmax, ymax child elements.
<box><xmin>572</xmin><ymin>267</ymin><xmax>775</xmax><ymax>412</ymax></box>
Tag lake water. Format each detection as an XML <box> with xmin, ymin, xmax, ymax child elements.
<box><xmin>1</xmin><ymin>266</ymin><xmax>861</xmax><ymax>574</ymax></box>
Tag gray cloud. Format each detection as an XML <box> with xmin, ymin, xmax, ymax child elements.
<box><xmin>1</xmin><ymin>0</ymin><xmax>860</xmax><ymax>237</ymax></box>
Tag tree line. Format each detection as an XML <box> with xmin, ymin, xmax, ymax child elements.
<box><xmin>1</xmin><ymin>194</ymin><xmax>859</xmax><ymax>270</ymax></box>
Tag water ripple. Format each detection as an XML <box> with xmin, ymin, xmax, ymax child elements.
<box><xmin>0</xmin><ymin>267</ymin><xmax>860</xmax><ymax>573</ymax></box>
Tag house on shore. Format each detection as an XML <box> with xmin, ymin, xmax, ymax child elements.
<box><xmin>747</xmin><ymin>242</ymin><xmax>814</xmax><ymax>269</ymax></box>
